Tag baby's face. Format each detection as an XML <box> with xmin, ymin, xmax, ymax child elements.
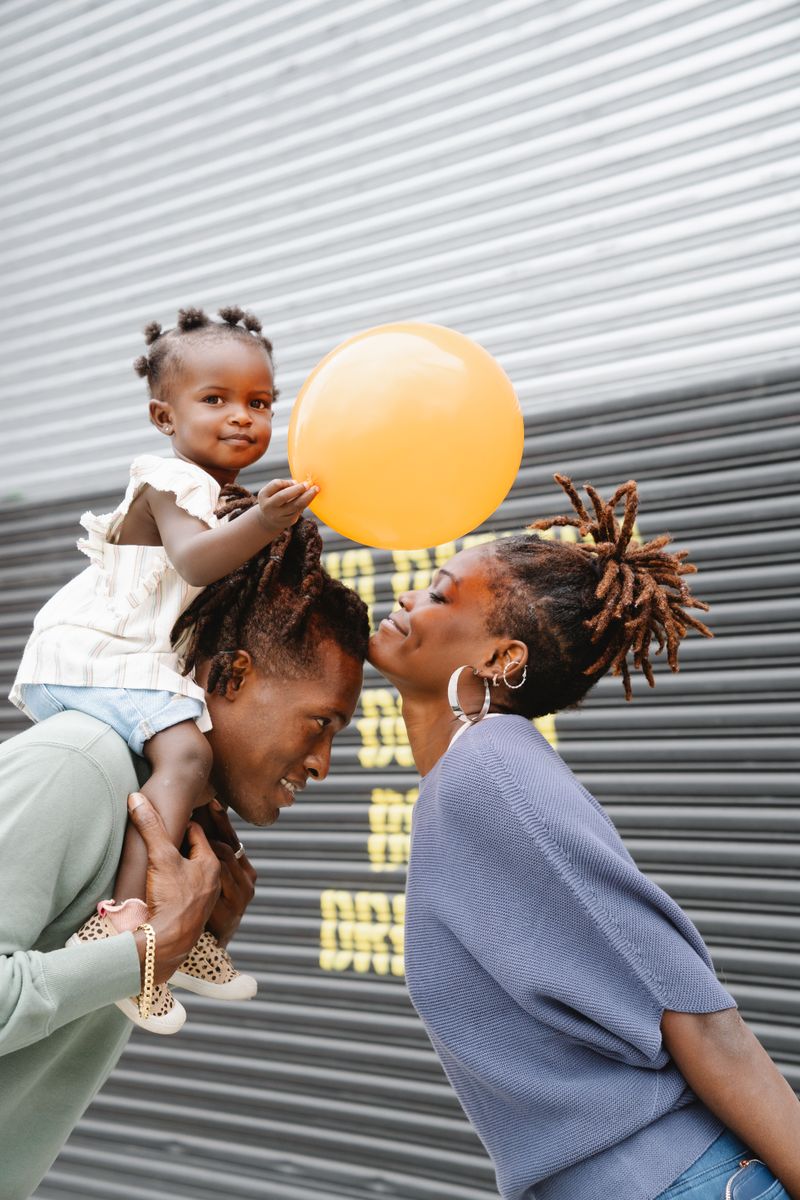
<box><xmin>157</xmin><ymin>338</ymin><xmax>275</xmax><ymax>483</ymax></box>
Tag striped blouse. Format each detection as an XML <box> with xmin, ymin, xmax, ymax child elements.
<box><xmin>10</xmin><ymin>455</ymin><xmax>220</xmax><ymax>726</ymax></box>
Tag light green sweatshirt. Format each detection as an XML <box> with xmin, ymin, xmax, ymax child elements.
<box><xmin>0</xmin><ymin>711</ymin><xmax>144</xmax><ymax>1200</ymax></box>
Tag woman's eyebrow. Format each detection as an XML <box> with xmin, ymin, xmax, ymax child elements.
<box><xmin>435</xmin><ymin>569</ymin><xmax>459</xmax><ymax>585</ymax></box>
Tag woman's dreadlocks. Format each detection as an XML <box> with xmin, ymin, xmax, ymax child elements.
<box><xmin>172</xmin><ymin>486</ymin><xmax>369</xmax><ymax>694</ymax></box>
<box><xmin>488</xmin><ymin>474</ymin><xmax>712</xmax><ymax>718</ymax></box>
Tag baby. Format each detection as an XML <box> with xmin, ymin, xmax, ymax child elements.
<box><xmin>11</xmin><ymin>305</ymin><xmax>317</xmax><ymax>1033</ymax></box>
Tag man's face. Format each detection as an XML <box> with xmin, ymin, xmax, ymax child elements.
<box><xmin>203</xmin><ymin>640</ymin><xmax>363</xmax><ymax>826</ymax></box>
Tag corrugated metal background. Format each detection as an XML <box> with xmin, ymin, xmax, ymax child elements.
<box><xmin>0</xmin><ymin>373</ymin><xmax>795</xmax><ymax>1199</ymax></box>
<box><xmin>0</xmin><ymin>0</ymin><xmax>798</xmax><ymax>1196</ymax></box>
<box><xmin>1</xmin><ymin>0</ymin><xmax>799</xmax><ymax>504</ymax></box>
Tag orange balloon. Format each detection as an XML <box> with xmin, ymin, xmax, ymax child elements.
<box><xmin>288</xmin><ymin>323</ymin><xmax>523</xmax><ymax>550</ymax></box>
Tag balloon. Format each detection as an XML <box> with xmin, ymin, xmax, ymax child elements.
<box><xmin>288</xmin><ymin>322</ymin><xmax>523</xmax><ymax>550</ymax></box>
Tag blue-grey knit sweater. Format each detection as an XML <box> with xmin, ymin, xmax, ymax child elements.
<box><xmin>404</xmin><ymin>714</ymin><xmax>736</xmax><ymax>1200</ymax></box>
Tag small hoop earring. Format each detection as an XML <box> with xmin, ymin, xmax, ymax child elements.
<box><xmin>502</xmin><ymin>661</ymin><xmax>527</xmax><ymax>690</ymax></box>
<box><xmin>448</xmin><ymin>665</ymin><xmax>491</xmax><ymax>725</ymax></box>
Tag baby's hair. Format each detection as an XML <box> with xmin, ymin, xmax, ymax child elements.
<box><xmin>133</xmin><ymin>306</ymin><xmax>278</xmax><ymax>402</ymax></box>
<box><xmin>172</xmin><ymin>487</ymin><xmax>370</xmax><ymax>693</ymax></box>
<box><xmin>487</xmin><ymin>474</ymin><xmax>712</xmax><ymax>718</ymax></box>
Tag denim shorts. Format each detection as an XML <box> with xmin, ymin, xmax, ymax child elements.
<box><xmin>655</xmin><ymin>1130</ymin><xmax>789</xmax><ymax>1200</ymax></box>
<box><xmin>21</xmin><ymin>683</ymin><xmax>205</xmax><ymax>757</ymax></box>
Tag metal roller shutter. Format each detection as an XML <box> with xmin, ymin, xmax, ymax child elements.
<box><xmin>0</xmin><ymin>371</ymin><xmax>795</xmax><ymax>1198</ymax></box>
<box><xmin>0</xmin><ymin>0</ymin><xmax>798</xmax><ymax>1195</ymax></box>
<box><xmin>0</xmin><ymin>0</ymin><xmax>798</xmax><ymax>501</ymax></box>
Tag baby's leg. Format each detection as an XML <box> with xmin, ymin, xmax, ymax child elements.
<box><xmin>113</xmin><ymin>720</ymin><xmax>213</xmax><ymax>903</ymax></box>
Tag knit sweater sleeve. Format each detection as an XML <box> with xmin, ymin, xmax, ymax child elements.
<box><xmin>0</xmin><ymin>740</ymin><xmax>142</xmax><ymax>1056</ymax></box>
<box><xmin>429</xmin><ymin>718</ymin><xmax>735</xmax><ymax>1068</ymax></box>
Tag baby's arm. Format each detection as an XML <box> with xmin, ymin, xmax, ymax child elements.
<box><xmin>148</xmin><ymin>478</ymin><xmax>318</xmax><ymax>587</ymax></box>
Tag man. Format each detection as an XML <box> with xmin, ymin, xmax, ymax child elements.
<box><xmin>0</xmin><ymin>520</ymin><xmax>369</xmax><ymax>1199</ymax></box>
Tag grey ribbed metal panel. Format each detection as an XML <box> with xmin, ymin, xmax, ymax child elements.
<box><xmin>0</xmin><ymin>371</ymin><xmax>794</xmax><ymax>1198</ymax></box>
<box><xmin>1</xmin><ymin>0</ymin><xmax>799</xmax><ymax>503</ymax></box>
<box><xmin>1</xmin><ymin>1</ymin><xmax>799</xmax><ymax>1195</ymax></box>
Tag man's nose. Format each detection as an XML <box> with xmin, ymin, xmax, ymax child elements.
<box><xmin>305</xmin><ymin>741</ymin><xmax>332</xmax><ymax>782</ymax></box>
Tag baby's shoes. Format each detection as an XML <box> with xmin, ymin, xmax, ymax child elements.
<box><xmin>171</xmin><ymin>930</ymin><xmax>258</xmax><ymax>1000</ymax></box>
<box><xmin>69</xmin><ymin>898</ymin><xmax>186</xmax><ymax>1035</ymax></box>
<box><xmin>69</xmin><ymin>904</ymin><xmax>257</xmax><ymax>1033</ymax></box>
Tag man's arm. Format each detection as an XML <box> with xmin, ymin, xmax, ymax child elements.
<box><xmin>662</xmin><ymin>1007</ymin><xmax>800</xmax><ymax>1197</ymax></box>
<box><xmin>0</xmin><ymin>743</ymin><xmax>141</xmax><ymax>1055</ymax></box>
<box><xmin>0</xmin><ymin>740</ymin><xmax>220</xmax><ymax>1057</ymax></box>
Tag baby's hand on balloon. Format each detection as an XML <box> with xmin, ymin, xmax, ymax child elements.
<box><xmin>256</xmin><ymin>478</ymin><xmax>319</xmax><ymax>536</ymax></box>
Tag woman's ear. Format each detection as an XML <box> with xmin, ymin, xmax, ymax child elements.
<box><xmin>482</xmin><ymin>640</ymin><xmax>529</xmax><ymax>682</ymax></box>
<box><xmin>224</xmin><ymin>650</ymin><xmax>253</xmax><ymax>700</ymax></box>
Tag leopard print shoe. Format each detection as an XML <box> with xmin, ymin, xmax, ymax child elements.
<box><xmin>170</xmin><ymin>930</ymin><xmax>258</xmax><ymax>1000</ymax></box>
<box><xmin>67</xmin><ymin>902</ymin><xmax>186</xmax><ymax>1035</ymax></box>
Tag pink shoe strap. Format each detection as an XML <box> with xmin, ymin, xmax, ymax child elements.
<box><xmin>98</xmin><ymin>897</ymin><xmax>149</xmax><ymax>932</ymax></box>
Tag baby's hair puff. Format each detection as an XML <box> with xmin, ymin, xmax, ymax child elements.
<box><xmin>133</xmin><ymin>306</ymin><xmax>277</xmax><ymax>402</ymax></box>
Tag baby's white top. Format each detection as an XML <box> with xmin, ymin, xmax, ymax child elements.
<box><xmin>10</xmin><ymin>455</ymin><xmax>221</xmax><ymax>727</ymax></box>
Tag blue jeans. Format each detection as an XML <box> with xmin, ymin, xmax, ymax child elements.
<box><xmin>655</xmin><ymin>1130</ymin><xmax>789</xmax><ymax>1199</ymax></box>
<box><xmin>21</xmin><ymin>683</ymin><xmax>205</xmax><ymax>757</ymax></box>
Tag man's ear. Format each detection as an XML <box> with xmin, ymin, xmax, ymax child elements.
<box><xmin>149</xmin><ymin>397</ymin><xmax>175</xmax><ymax>437</ymax></box>
<box><xmin>224</xmin><ymin>650</ymin><xmax>253</xmax><ymax>700</ymax></box>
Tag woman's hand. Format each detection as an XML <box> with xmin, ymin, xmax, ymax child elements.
<box><xmin>126</xmin><ymin>793</ymin><xmax>221</xmax><ymax>985</ymax></box>
<box><xmin>203</xmin><ymin>800</ymin><xmax>257</xmax><ymax>946</ymax></box>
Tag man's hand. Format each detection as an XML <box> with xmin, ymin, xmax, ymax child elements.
<box><xmin>203</xmin><ymin>800</ymin><xmax>257</xmax><ymax>947</ymax></box>
<box><xmin>127</xmin><ymin>793</ymin><xmax>221</xmax><ymax>985</ymax></box>
<box><xmin>256</xmin><ymin>478</ymin><xmax>319</xmax><ymax>538</ymax></box>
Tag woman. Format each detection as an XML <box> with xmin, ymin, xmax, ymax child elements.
<box><xmin>369</xmin><ymin>475</ymin><xmax>799</xmax><ymax>1200</ymax></box>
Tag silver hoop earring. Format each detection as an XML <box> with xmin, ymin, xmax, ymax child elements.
<box><xmin>502</xmin><ymin>661</ymin><xmax>527</xmax><ymax>690</ymax></box>
<box><xmin>448</xmin><ymin>665</ymin><xmax>491</xmax><ymax>725</ymax></box>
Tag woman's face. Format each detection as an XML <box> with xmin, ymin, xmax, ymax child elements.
<box><xmin>369</xmin><ymin>544</ymin><xmax>509</xmax><ymax>695</ymax></box>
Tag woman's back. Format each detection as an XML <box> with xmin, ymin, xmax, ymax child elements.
<box><xmin>405</xmin><ymin>714</ymin><xmax>734</xmax><ymax>1200</ymax></box>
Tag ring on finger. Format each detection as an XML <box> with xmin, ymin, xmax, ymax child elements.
<box><xmin>233</xmin><ymin>843</ymin><xmax>245</xmax><ymax>860</ymax></box>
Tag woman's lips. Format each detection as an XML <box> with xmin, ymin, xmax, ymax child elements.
<box><xmin>380</xmin><ymin>616</ymin><xmax>408</xmax><ymax>636</ymax></box>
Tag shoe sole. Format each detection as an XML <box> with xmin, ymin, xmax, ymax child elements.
<box><xmin>66</xmin><ymin>933</ymin><xmax>187</xmax><ymax>1034</ymax></box>
<box><xmin>170</xmin><ymin>970</ymin><xmax>258</xmax><ymax>1000</ymax></box>
<box><xmin>115</xmin><ymin>993</ymin><xmax>187</xmax><ymax>1034</ymax></box>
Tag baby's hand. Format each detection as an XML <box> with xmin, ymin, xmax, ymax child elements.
<box><xmin>256</xmin><ymin>478</ymin><xmax>319</xmax><ymax>537</ymax></box>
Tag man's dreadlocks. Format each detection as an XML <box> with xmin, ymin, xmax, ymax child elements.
<box><xmin>172</xmin><ymin>487</ymin><xmax>369</xmax><ymax>692</ymax></box>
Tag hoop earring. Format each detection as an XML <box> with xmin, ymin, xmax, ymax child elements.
<box><xmin>448</xmin><ymin>665</ymin><xmax>491</xmax><ymax>725</ymax></box>
<box><xmin>502</xmin><ymin>661</ymin><xmax>527</xmax><ymax>690</ymax></box>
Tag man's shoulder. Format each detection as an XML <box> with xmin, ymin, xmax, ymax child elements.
<box><xmin>0</xmin><ymin>712</ymin><xmax>138</xmax><ymax>787</ymax></box>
